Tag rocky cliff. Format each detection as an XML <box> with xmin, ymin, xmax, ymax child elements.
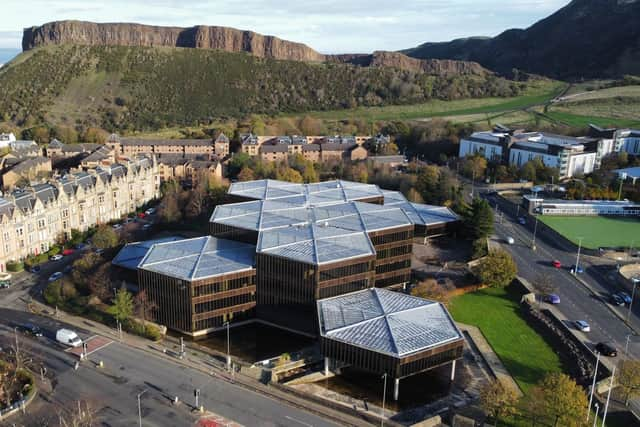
<box><xmin>22</xmin><ymin>20</ymin><xmax>326</xmax><ymax>62</ymax></box>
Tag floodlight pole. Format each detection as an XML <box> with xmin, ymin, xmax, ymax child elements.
<box><xmin>137</xmin><ymin>389</ymin><xmax>148</xmax><ymax>427</ymax></box>
<box><xmin>224</xmin><ymin>321</ymin><xmax>231</xmax><ymax>372</ymax></box>
<box><xmin>531</xmin><ymin>216</ymin><xmax>539</xmax><ymax>251</ymax></box>
<box><xmin>628</xmin><ymin>278</ymin><xmax>639</xmax><ymax>324</ymax></box>
<box><xmin>574</xmin><ymin>237</ymin><xmax>583</xmax><ymax>275</ymax></box>
<box><xmin>586</xmin><ymin>352</ymin><xmax>600</xmax><ymax>422</ymax></box>
<box><xmin>602</xmin><ymin>366</ymin><xmax>615</xmax><ymax>427</ymax></box>
<box><xmin>380</xmin><ymin>373</ymin><xmax>387</xmax><ymax>427</ymax></box>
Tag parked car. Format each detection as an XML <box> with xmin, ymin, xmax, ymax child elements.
<box><xmin>124</xmin><ymin>217</ymin><xmax>134</xmax><ymax>224</ymax></box>
<box><xmin>574</xmin><ymin>320</ymin><xmax>591</xmax><ymax>332</ymax></box>
<box><xmin>63</xmin><ymin>265</ymin><xmax>73</xmax><ymax>274</ymax></box>
<box><xmin>62</xmin><ymin>248</ymin><xmax>74</xmax><ymax>256</ymax></box>
<box><xmin>49</xmin><ymin>254</ymin><xmax>63</xmax><ymax>261</ymax></box>
<box><xmin>616</xmin><ymin>291</ymin><xmax>632</xmax><ymax>305</ymax></box>
<box><xmin>30</xmin><ymin>265</ymin><xmax>41</xmax><ymax>274</ymax></box>
<box><xmin>145</xmin><ymin>207</ymin><xmax>156</xmax><ymax>215</ymax></box>
<box><xmin>610</xmin><ymin>294</ymin><xmax>625</xmax><ymax>306</ymax></box>
<box><xmin>518</xmin><ymin>217</ymin><xmax>526</xmax><ymax>225</ymax></box>
<box><xmin>0</xmin><ymin>280</ymin><xmax>11</xmax><ymax>289</ymax></box>
<box><xmin>137</xmin><ymin>212</ymin><xmax>146</xmax><ymax>219</ymax></box>
<box><xmin>94</xmin><ymin>248</ymin><xmax>104</xmax><ymax>255</ymax></box>
<box><xmin>595</xmin><ymin>342</ymin><xmax>617</xmax><ymax>357</ymax></box>
<box><xmin>506</xmin><ymin>236</ymin><xmax>515</xmax><ymax>245</ymax></box>
<box><xmin>56</xmin><ymin>329</ymin><xmax>82</xmax><ymax>347</ymax></box>
<box><xmin>48</xmin><ymin>272</ymin><xmax>63</xmax><ymax>282</ymax></box>
<box><xmin>142</xmin><ymin>223</ymin><xmax>153</xmax><ymax>230</ymax></box>
<box><xmin>552</xmin><ymin>260</ymin><xmax>562</xmax><ymax>268</ymax></box>
<box><xmin>571</xmin><ymin>264</ymin><xmax>584</xmax><ymax>274</ymax></box>
<box><xmin>74</xmin><ymin>243</ymin><xmax>87</xmax><ymax>250</ymax></box>
<box><xmin>19</xmin><ymin>323</ymin><xmax>43</xmax><ymax>337</ymax></box>
<box><xmin>112</xmin><ymin>224</ymin><xmax>123</xmax><ymax>230</ymax></box>
<box><xmin>544</xmin><ymin>294</ymin><xmax>561</xmax><ymax>304</ymax></box>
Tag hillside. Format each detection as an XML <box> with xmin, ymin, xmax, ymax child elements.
<box><xmin>0</xmin><ymin>44</ymin><xmax>525</xmax><ymax>131</ymax></box>
<box><xmin>403</xmin><ymin>0</ymin><xmax>640</xmax><ymax>79</ymax></box>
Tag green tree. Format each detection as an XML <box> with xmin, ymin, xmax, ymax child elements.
<box><xmin>415</xmin><ymin>165</ymin><xmax>440</xmax><ymax>203</ymax></box>
<box><xmin>53</xmin><ymin>126</ymin><xmax>78</xmax><ymax>144</ymax></box>
<box><xmin>31</xmin><ymin>126</ymin><xmax>50</xmax><ymax>144</ymax></box>
<box><xmin>462</xmin><ymin>155</ymin><xmax>487</xmax><ymax>180</ymax></box>
<box><xmin>530</xmin><ymin>372</ymin><xmax>587</xmax><ymax>427</ymax></box>
<box><xmin>92</xmin><ymin>225</ymin><xmax>119</xmax><ymax>249</ymax></box>
<box><xmin>82</xmin><ymin>127</ymin><xmax>107</xmax><ymax>143</ymax></box>
<box><xmin>464</xmin><ymin>198</ymin><xmax>494</xmax><ymax>240</ymax></box>
<box><xmin>237</xmin><ymin>166</ymin><xmax>256</xmax><ymax>182</ymax></box>
<box><xmin>618</xmin><ymin>360</ymin><xmax>640</xmax><ymax>405</ymax></box>
<box><xmin>476</xmin><ymin>250</ymin><xmax>517</xmax><ymax>288</ymax></box>
<box><xmin>109</xmin><ymin>286</ymin><xmax>134</xmax><ymax>323</ymax></box>
<box><xmin>479</xmin><ymin>380</ymin><xmax>519</xmax><ymax>426</ymax></box>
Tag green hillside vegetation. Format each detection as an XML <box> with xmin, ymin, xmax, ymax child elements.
<box><xmin>0</xmin><ymin>44</ymin><xmax>526</xmax><ymax>132</ymax></box>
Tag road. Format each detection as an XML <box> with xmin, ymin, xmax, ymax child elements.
<box><xmin>484</xmin><ymin>192</ymin><xmax>640</xmax><ymax>359</ymax></box>
<box><xmin>0</xmin><ymin>308</ymin><xmax>338</xmax><ymax>427</ymax></box>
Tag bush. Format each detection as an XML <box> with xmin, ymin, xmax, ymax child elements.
<box><xmin>44</xmin><ymin>281</ymin><xmax>62</xmax><ymax>305</ymax></box>
<box><xmin>24</xmin><ymin>253</ymin><xmax>48</xmax><ymax>269</ymax></box>
<box><xmin>124</xmin><ymin>319</ymin><xmax>162</xmax><ymax>341</ymax></box>
<box><xmin>47</xmin><ymin>245</ymin><xmax>61</xmax><ymax>256</ymax></box>
<box><xmin>6</xmin><ymin>261</ymin><xmax>23</xmax><ymax>272</ymax></box>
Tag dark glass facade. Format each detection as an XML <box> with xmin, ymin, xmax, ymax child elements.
<box><xmin>368</xmin><ymin>225</ymin><xmax>413</xmax><ymax>288</ymax></box>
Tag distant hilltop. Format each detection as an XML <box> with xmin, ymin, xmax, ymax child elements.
<box><xmin>22</xmin><ymin>20</ymin><xmax>326</xmax><ymax>62</ymax></box>
<box><xmin>22</xmin><ymin>20</ymin><xmax>487</xmax><ymax>76</ymax></box>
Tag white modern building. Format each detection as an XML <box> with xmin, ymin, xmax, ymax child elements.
<box><xmin>459</xmin><ymin>128</ymin><xmax>605</xmax><ymax>179</ymax></box>
<box><xmin>523</xmin><ymin>195</ymin><xmax>640</xmax><ymax>216</ymax></box>
<box><xmin>615</xmin><ymin>129</ymin><xmax>640</xmax><ymax>156</ymax></box>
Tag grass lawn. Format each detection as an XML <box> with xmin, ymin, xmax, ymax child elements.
<box><xmin>545</xmin><ymin>110</ymin><xmax>640</xmax><ymax>128</ymax></box>
<box><xmin>449</xmin><ymin>284</ymin><xmax>563</xmax><ymax>394</ymax></box>
<box><xmin>538</xmin><ymin>216</ymin><xmax>640</xmax><ymax>249</ymax></box>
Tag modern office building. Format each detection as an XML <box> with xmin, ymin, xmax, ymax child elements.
<box><xmin>318</xmin><ymin>288</ymin><xmax>464</xmax><ymax>400</ymax></box>
<box><xmin>459</xmin><ymin>127</ymin><xmax>608</xmax><ymax>178</ymax></box>
<box><xmin>137</xmin><ymin>236</ymin><xmax>257</xmax><ymax>336</ymax></box>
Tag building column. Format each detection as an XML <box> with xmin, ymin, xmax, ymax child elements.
<box><xmin>324</xmin><ymin>357</ymin><xmax>330</xmax><ymax>376</ymax></box>
<box><xmin>393</xmin><ymin>378</ymin><xmax>400</xmax><ymax>401</ymax></box>
<box><xmin>450</xmin><ymin>360</ymin><xmax>457</xmax><ymax>382</ymax></box>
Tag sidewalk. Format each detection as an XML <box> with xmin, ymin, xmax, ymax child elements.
<box><xmin>29</xmin><ymin>300</ymin><xmax>375</xmax><ymax>427</ymax></box>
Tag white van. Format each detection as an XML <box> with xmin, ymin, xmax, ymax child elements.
<box><xmin>56</xmin><ymin>328</ymin><xmax>82</xmax><ymax>347</ymax></box>
<box><xmin>506</xmin><ymin>236</ymin><xmax>515</xmax><ymax>245</ymax></box>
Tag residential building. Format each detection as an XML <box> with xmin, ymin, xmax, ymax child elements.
<box><xmin>214</xmin><ymin>133</ymin><xmax>230</xmax><ymax>157</ymax></box>
<box><xmin>459</xmin><ymin>127</ymin><xmax>605</xmax><ymax>178</ymax></box>
<box><xmin>615</xmin><ymin>166</ymin><xmax>640</xmax><ymax>185</ymax></box>
<box><xmin>156</xmin><ymin>154</ymin><xmax>222</xmax><ymax>185</ymax></box>
<box><xmin>0</xmin><ymin>156</ymin><xmax>159</xmax><ymax>271</ymax></box>
<box><xmin>1</xmin><ymin>156</ymin><xmax>52</xmax><ymax>189</ymax></box>
<box><xmin>107</xmin><ymin>134</ymin><xmax>215</xmax><ymax>158</ymax></box>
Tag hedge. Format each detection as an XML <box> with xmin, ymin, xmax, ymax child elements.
<box><xmin>6</xmin><ymin>261</ymin><xmax>23</xmax><ymax>272</ymax></box>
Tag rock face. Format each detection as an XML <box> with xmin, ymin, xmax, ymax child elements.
<box><xmin>330</xmin><ymin>51</ymin><xmax>487</xmax><ymax>76</ymax></box>
<box><xmin>22</xmin><ymin>20</ymin><xmax>326</xmax><ymax>62</ymax></box>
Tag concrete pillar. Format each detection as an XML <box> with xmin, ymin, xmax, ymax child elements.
<box><xmin>324</xmin><ymin>357</ymin><xmax>329</xmax><ymax>376</ymax></box>
<box><xmin>450</xmin><ymin>360</ymin><xmax>457</xmax><ymax>382</ymax></box>
<box><xmin>393</xmin><ymin>378</ymin><xmax>400</xmax><ymax>401</ymax></box>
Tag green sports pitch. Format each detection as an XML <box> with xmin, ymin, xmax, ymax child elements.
<box><xmin>538</xmin><ymin>216</ymin><xmax>640</xmax><ymax>250</ymax></box>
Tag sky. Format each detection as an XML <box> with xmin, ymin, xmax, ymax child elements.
<box><xmin>0</xmin><ymin>0</ymin><xmax>568</xmax><ymax>53</ymax></box>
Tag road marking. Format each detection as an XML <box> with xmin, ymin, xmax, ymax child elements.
<box><xmin>285</xmin><ymin>415</ymin><xmax>314</xmax><ymax>427</ymax></box>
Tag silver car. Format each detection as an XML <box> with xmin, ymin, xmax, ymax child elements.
<box><xmin>574</xmin><ymin>320</ymin><xmax>590</xmax><ymax>332</ymax></box>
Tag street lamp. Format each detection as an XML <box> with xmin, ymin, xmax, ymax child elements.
<box><xmin>380</xmin><ymin>373</ymin><xmax>387</xmax><ymax>427</ymax></box>
<box><xmin>593</xmin><ymin>403</ymin><xmax>599</xmax><ymax>427</ymax></box>
<box><xmin>137</xmin><ymin>389</ymin><xmax>148</xmax><ymax>427</ymax></box>
<box><xmin>223</xmin><ymin>321</ymin><xmax>230</xmax><ymax>372</ymax></box>
<box><xmin>531</xmin><ymin>216</ymin><xmax>539</xmax><ymax>251</ymax></box>
<box><xmin>628</xmin><ymin>277</ymin><xmax>640</xmax><ymax>324</ymax></box>
<box><xmin>586</xmin><ymin>352</ymin><xmax>600</xmax><ymax>423</ymax></box>
<box><xmin>574</xmin><ymin>237</ymin><xmax>583</xmax><ymax>275</ymax></box>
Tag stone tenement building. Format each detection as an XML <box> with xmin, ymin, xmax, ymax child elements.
<box><xmin>0</xmin><ymin>156</ymin><xmax>159</xmax><ymax>272</ymax></box>
<box><xmin>106</xmin><ymin>134</ymin><xmax>219</xmax><ymax>159</ymax></box>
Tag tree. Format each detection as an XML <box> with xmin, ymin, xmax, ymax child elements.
<box><xmin>479</xmin><ymin>380</ymin><xmax>519</xmax><ymax>426</ymax></box>
<box><xmin>618</xmin><ymin>359</ymin><xmax>640</xmax><ymax>405</ymax></box>
<box><xmin>464</xmin><ymin>198</ymin><xmax>494</xmax><ymax>240</ymax></box>
<box><xmin>109</xmin><ymin>286</ymin><xmax>134</xmax><ymax>323</ymax></box>
<box><xmin>53</xmin><ymin>126</ymin><xmax>78</xmax><ymax>144</ymax></box>
<box><xmin>237</xmin><ymin>166</ymin><xmax>255</xmax><ymax>182</ymax></box>
<box><xmin>476</xmin><ymin>250</ymin><xmax>517</xmax><ymax>288</ymax></box>
<box><xmin>31</xmin><ymin>126</ymin><xmax>50</xmax><ymax>144</ymax></box>
<box><xmin>533</xmin><ymin>272</ymin><xmax>556</xmax><ymax>308</ymax></box>
<box><xmin>530</xmin><ymin>372</ymin><xmax>587</xmax><ymax>427</ymax></box>
<box><xmin>185</xmin><ymin>176</ymin><xmax>208</xmax><ymax>219</ymax></box>
<box><xmin>411</xmin><ymin>278</ymin><xmax>455</xmax><ymax>307</ymax></box>
<box><xmin>462</xmin><ymin>155</ymin><xmax>487</xmax><ymax>180</ymax></box>
<box><xmin>92</xmin><ymin>225</ymin><xmax>119</xmax><ymax>249</ymax></box>
<box><xmin>82</xmin><ymin>127</ymin><xmax>107</xmax><ymax>143</ymax></box>
<box><xmin>276</xmin><ymin>167</ymin><xmax>303</xmax><ymax>183</ymax></box>
<box><xmin>134</xmin><ymin>289</ymin><xmax>158</xmax><ymax>325</ymax></box>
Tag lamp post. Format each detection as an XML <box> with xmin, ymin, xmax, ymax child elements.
<box><xmin>575</xmin><ymin>237</ymin><xmax>583</xmax><ymax>275</ymax></box>
<box><xmin>586</xmin><ymin>352</ymin><xmax>600</xmax><ymax>422</ymax></box>
<box><xmin>628</xmin><ymin>277</ymin><xmax>639</xmax><ymax>324</ymax></box>
<box><xmin>602</xmin><ymin>366</ymin><xmax>615</xmax><ymax>427</ymax></box>
<box><xmin>224</xmin><ymin>322</ymin><xmax>230</xmax><ymax>372</ymax></box>
<box><xmin>137</xmin><ymin>389</ymin><xmax>148</xmax><ymax>427</ymax></box>
<box><xmin>593</xmin><ymin>403</ymin><xmax>599</xmax><ymax>427</ymax></box>
<box><xmin>380</xmin><ymin>373</ymin><xmax>387</xmax><ymax>427</ymax></box>
<box><xmin>531</xmin><ymin>216</ymin><xmax>539</xmax><ymax>251</ymax></box>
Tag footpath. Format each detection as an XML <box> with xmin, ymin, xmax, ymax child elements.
<box><xmin>29</xmin><ymin>300</ymin><xmax>379</xmax><ymax>427</ymax></box>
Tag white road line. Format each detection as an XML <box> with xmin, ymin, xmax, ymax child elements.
<box><xmin>285</xmin><ymin>416</ymin><xmax>314</xmax><ymax>427</ymax></box>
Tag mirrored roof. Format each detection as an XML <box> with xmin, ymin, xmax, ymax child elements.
<box><xmin>318</xmin><ymin>288</ymin><xmax>463</xmax><ymax>358</ymax></box>
<box><xmin>112</xmin><ymin>236</ymin><xmax>185</xmax><ymax>270</ymax></box>
<box><xmin>139</xmin><ymin>236</ymin><xmax>255</xmax><ymax>281</ymax></box>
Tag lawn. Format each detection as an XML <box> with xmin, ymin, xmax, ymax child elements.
<box><xmin>538</xmin><ymin>216</ymin><xmax>640</xmax><ymax>249</ymax></box>
<box><xmin>449</xmin><ymin>284</ymin><xmax>563</xmax><ymax>394</ymax></box>
<box><xmin>544</xmin><ymin>110</ymin><xmax>640</xmax><ymax>128</ymax></box>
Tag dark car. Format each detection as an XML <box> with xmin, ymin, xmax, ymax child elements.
<box><xmin>63</xmin><ymin>265</ymin><xmax>73</xmax><ymax>274</ymax></box>
<box><xmin>595</xmin><ymin>342</ymin><xmax>617</xmax><ymax>357</ymax></box>
<box><xmin>19</xmin><ymin>323</ymin><xmax>43</xmax><ymax>337</ymax></box>
<box><xmin>616</xmin><ymin>291</ymin><xmax>632</xmax><ymax>305</ymax></box>
<box><xmin>74</xmin><ymin>243</ymin><xmax>87</xmax><ymax>250</ymax></box>
<box><xmin>610</xmin><ymin>294</ymin><xmax>625</xmax><ymax>306</ymax></box>
<box><xmin>544</xmin><ymin>294</ymin><xmax>561</xmax><ymax>304</ymax></box>
<box><xmin>30</xmin><ymin>265</ymin><xmax>41</xmax><ymax>274</ymax></box>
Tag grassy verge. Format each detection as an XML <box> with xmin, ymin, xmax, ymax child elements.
<box><xmin>449</xmin><ymin>284</ymin><xmax>563</xmax><ymax>394</ymax></box>
<box><xmin>544</xmin><ymin>110</ymin><xmax>640</xmax><ymax>128</ymax></box>
<box><xmin>538</xmin><ymin>215</ymin><xmax>640</xmax><ymax>249</ymax></box>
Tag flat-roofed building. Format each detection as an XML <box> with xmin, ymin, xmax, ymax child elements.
<box><xmin>137</xmin><ymin>236</ymin><xmax>257</xmax><ymax>336</ymax></box>
<box><xmin>318</xmin><ymin>288</ymin><xmax>464</xmax><ymax>400</ymax></box>
<box><xmin>523</xmin><ymin>195</ymin><xmax>640</xmax><ymax>217</ymax></box>
<box><xmin>382</xmin><ymin>190</ymin><xmax>460</xmax><ymax>237</ymax></box>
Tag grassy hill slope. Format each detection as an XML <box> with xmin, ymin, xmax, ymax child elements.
<box><xmin>0</xmin><ymin>45</ymin><xmax>526</xmax><ymax>132</ymax></box>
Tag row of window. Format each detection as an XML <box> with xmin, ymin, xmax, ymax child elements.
<box><xmin>375</xmin><ymin>259</ymin><xmax>411</xmax><ymax>275</ymax></box>
<box><xmin>194</xmin><ymin>308</ymin><xmax>255</xmax><ymax>331</ymax></box>
<box><xmin>193</xmin><ymin>276</ymin><xmax>255</xmax><ymax>297</ymax></box>
<box><xmin>375</xmin><ymin>273</ymin><xmax>411</xmax><ymax>288</ymax></box>
<box><xmin>319</xmin><ymin>279</ymin><xmax>370</xmax><ymax>299</ymax></box>
<box><xmin>194</xmin><ymin>293</ymin><xmax>255</xmax><ymax>314</ymax></box>
<box><xmin>319</xmin><ymin>262</ymin><xmax>372</xmax><ymax>282</ymax></box>
<box><xmin>376</xmin><ymin>245</ymin><xmax>412</xmax><ymax>260</ymax></box>
<box><xmin>370</xmin><ymin>230</ymin><xmax>412</xmax><ymax>246</ymax></box>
